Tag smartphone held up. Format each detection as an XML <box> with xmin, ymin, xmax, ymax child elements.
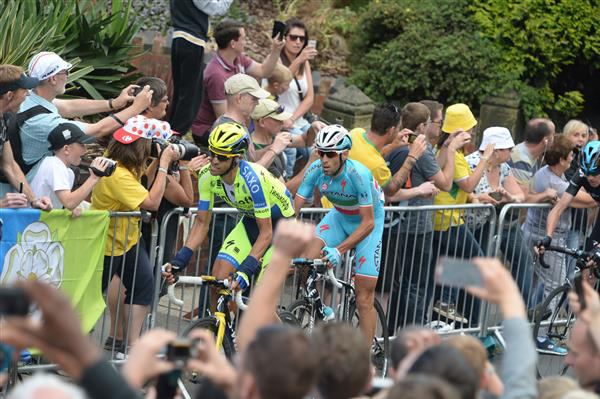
<box><xmin>435</xmin><ymin>257</ymin><xmax>483</xmax><ymax>289</ymax></box>
<box><xmin>272</xmin><ymin>20</ymin><xmax>286</xmax><ymax>39</ymax></box>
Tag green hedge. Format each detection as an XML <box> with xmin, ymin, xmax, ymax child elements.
<box><xmin>347</xmin><ymin>0</ymin><xmax>600</xmax><ymax>121</ymax></box>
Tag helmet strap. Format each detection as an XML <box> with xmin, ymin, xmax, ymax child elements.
<box><xmin>333</xmin><ymin>153</ymin><xmax>345</xmax><ymax>177</ymax></box>
<box><xmin>220</xmin><ymin>156</ymin><xmax>240</xmax><ymax>177</ymax></box>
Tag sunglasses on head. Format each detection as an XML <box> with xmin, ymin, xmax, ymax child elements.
<box><xmin>386</xmin><ymin>103</ymin><xmax>399</xmax><ymax>116</ymax></box>
<box><xmin>287</xmin><ymin>34</ymin><xmax>306</xmax><ymax>43</ymax></box>
<box><xmin>318</xmin><ymin>150</ymin><xmax>339</xmax><ymax>159</ymax></box>
<box><xmin>263</xmin><ymin>105</ymin><xmax>285</xmax><ymax>119</ymax></box>
<box><xmin>209</xmin><ymin>151</ymin><xmax>232</xmax><ymax>162</ymax></box>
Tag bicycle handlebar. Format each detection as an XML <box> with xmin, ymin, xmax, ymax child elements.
<box><xmin>291</xmin><ymin>258</ymin><xmax>343</xmax><ymax>289</ymax></box>
<box><xmin>167</xmin><ymin>276</ymin><xmax>247</xmax><ymax>311</ymax></box>
<box><xmin>538</xmin><ymin>245</ymin><xmax>587</xmax><ymax>269</ymax></box>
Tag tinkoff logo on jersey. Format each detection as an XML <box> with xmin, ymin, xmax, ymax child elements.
<box><xmin>240</xmin><ymin>161</ymin><xmax>267</xmax><ymax>209</ymax></box>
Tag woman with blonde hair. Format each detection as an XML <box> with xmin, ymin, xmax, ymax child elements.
<box><xmin>562</xmin><ymin>119</ymin><xmax>592</xmax><ymax>278</ymax></box>
<box><xmin>563</xmin><ymin>119</ymin><xmax>589</xmax><ymax>180</ymax></box>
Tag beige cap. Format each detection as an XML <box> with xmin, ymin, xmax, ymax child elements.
<box><xmin>224</xmin><ymin>73</ymin><xmax>270</xmax><ymax>98</ymax></box>
<box><xmin>251</xmin><ymin>99</ymin><xmax>292</xmax><ymax>121</ymax></box>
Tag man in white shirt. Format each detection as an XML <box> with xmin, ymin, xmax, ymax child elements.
<box><xmin>31</xmin><ymin>122</ymin><xmax>109</xmax><ymax>211</ymax></box>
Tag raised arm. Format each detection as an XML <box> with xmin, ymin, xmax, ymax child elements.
<box><xmin>456</xmin><ymin>143</ymin><xmax>494</xmax><ymax>194</ymax></box>
<box><xmin>247</xmin><ymin>36</ymin><xmax>285</xmax><ymax>79</ymax></box>
<box><xmin>53</xmin><ymin>85</ymin><xmax>137</xmax><ymax>118</ymax></box>
<box><xmin>55</xmin><ymin>158</ymin><xmax>109</xmax><ymax>210</ymax></box>
<box><xmin>383</xmin><ymin>135</ymin><xmax>427</xmax><ymax>197</ymax></box>
<box><xmin>81</xmin><ymin>86</ymin><xmax>152</xmax><ymax>137</ymax></box>
<box><xmin>237</xmin><ymin>220</ymin><xmax>315</xmax><ymax>353</ymax></box>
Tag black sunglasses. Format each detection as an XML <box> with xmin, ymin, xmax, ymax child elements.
<box><xmin>287</xmin><ymin>34</ymin><xmax>306</xmax><ymax>42</ymax></box>
<box><xmin>263</xmin><ymin>105</ymin><xmax>285</xmax><ymax>119</ymax></box>
<box><xmin>318</xmin><ymin>150</ymin><xmax>339</xmax><ymax>159</ymax></box>
<box><xmin>209</xmin><ymin>150</ymin><xmax>231</xmax><ymax>162</ymax></box>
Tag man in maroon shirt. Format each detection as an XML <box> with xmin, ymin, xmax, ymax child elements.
<box><xmin>192</xmin><ymin>20</ymin><xmax>284</xmax><ymax>146</ymax></box>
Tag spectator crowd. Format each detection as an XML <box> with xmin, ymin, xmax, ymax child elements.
<box><xmin>1</xmin><ymin>1</ymin><xmax>600</xmax><ymax>399</ymax></box>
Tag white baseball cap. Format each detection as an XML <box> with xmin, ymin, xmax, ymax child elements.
<box><xmin>479</xmin><ymin>126</ymin><xmax>515</xmax><ymax>151</ymax></box>
<box><xmin>28</xmin><ymin>52</ymin><xmax>73</xmax><ymax>80</ymax></box>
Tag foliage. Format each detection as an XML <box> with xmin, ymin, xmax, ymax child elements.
<box><xmin>347</xmin><ymin>0</ymin><xmax>514</xmax><ymax>112</ymax></box>
<box><xmin>0</xmin><ymin>0</ymin><xmax>143</xmax><ymax>100</ymax></box>
<box><xmin>470</xmin><ymin>0</ymin><xmax>600</xmax><ymax>121</ymax></box>
<box><xmin>347</xmin><ymin>0</ymin><xmax>600</xmax><ymax>122</ymax></box>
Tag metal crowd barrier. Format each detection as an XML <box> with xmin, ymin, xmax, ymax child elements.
<box><xmin>8</xmin><ymin>202</ymin><xmax>595</xmax><ymax>385</ymax></box>
<box><xmin>148</xmin><ymin>202</ymin><xmax>595</xmax><ymax>341</ymax></box>
<box><xmin>149</xmin><ymin>204</ymin><xmax>500</xmax><ymax>339</ymax></box>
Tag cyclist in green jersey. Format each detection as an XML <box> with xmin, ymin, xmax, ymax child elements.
<box><xmin>163</xmin><ymin>122</ymin><xmax>295</xmax><ymax>298</ymax></box>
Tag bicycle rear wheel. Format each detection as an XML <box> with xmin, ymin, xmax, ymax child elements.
<box><xmin>532</xmin><ymin>284</ymin><xmax>573</xmax><ymax>378</ymax></box>
<box><xmin>348</xmin><ymin>298</ymin><xmax>390</xmax><ymax>377</ymax></box>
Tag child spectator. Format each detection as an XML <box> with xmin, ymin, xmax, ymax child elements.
<box><xmin>265</xmin><ymin>63</ymin><xmax>293</xmax><ymax>101</ymax></box>
<box><xmin>30</xmin><ymin>122</ymin><xmax>109</xmax><ymax>211</ymax></box>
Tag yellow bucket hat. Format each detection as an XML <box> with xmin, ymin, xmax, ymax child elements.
<box><xmin>442</xmin><ymin>103</ymin><xmax>477</xmax><ymax>134</ymax></box>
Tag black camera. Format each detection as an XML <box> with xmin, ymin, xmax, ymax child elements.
<box><xmin>90</xmin><ymin>157</ymin><xmax>117</xmax><ymax>177</ymax></box>
<box><xmin>170</xmin><ymin>136</ymin><xmax>199</xmax><ymax>161</ymax></box>
<box><xmin>150</xmin><ymin>137</ymin><xmax>199</xmax><ymax>161</ymax></box>
<box><xmin>166</xmin><ymin>338</ymin><xmax>197</xmax><ymax>365</ymax></box>
<box><xmin>0</xmin><ymin>287</ymin><xmax>30</xmax><ymax>316</ymax></box>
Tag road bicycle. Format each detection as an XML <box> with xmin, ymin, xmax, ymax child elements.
<box><xmin>167</xmin><ymin>275</ymin><xmax>247</xmax><ymax>360</ymax></box>
<box><xmin>286</xmin><ymin>258</ymin><xmax>389</xmax><ymax>376</ymax></box>
<box><xmin>533</xmin><ymin>244</ymin><xmax>600</xmax><ymax>378</ymax></box>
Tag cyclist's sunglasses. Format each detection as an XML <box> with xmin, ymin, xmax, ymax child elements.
<box><xmin>318</xmin><ymin>150</ymin><xmax>339</xmax><ymax>159</ymax></box>
<box><xmin>209</xmin><ymin>151</ymin><xmax>232</xmax><ymax>162</ymax></box>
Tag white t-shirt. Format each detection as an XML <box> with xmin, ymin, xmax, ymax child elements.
<box><xmin>30</xmin><ymin>156</ymin><xmax>74</xmax><ymax>209</ymax></box>
<box><xmin>278</xmin><ymin>68</ymin><xmax>309</xmax><ymax>130</ymax></box>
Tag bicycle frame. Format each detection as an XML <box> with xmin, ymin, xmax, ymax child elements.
<box><xmin>213</xmin><ymin>289</ymin><xmax>232</xmax><ymax>351</ymax></box>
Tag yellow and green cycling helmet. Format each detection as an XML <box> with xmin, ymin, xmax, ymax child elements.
<box><xmin>208</xmin><ymin>122</ymin><xmax>250</xmax><ymax>157</ymax></box>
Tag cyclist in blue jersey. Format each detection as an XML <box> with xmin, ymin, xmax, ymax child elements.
<box><xmin>294</xmin><ymin>124</ymin><xmax>385</xmax><ymax>345</ymax></box>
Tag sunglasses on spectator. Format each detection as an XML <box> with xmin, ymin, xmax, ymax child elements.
<box><xmin>287</xmin><ymin>34</ymin><xmax>306</xmax><ymax>43</ymax></box>
<box><xmin>209</xmin><ymin>151</ymin><xmax>232</xmax><ymax>162</ymax></box>
<box><xmin>263</xmin><ymin>106</ymin><xmax>285</xmax><ymax>119</ymax></box>
<box><xmin>318</xmin><ymin>150</ymin><xmax>339</xmax><ymax>159</ymax></box>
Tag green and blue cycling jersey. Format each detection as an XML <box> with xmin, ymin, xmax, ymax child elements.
<box><xmin>297</xmin><ymin>158</ymin><xmax>384</xmax><ymax>278</ymax></box>
<box><xmin>197</xmin><ymin>160</ymin><xmax>294</xmax><ymax>272</ymax></box>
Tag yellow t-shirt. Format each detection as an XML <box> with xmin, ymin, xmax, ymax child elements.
<box><xmin>433</xmin><ymin>151</ymin><xmax>471</xmax><ymax>231</ymax></box>
<box><xmin>321</xmin><ymin>128</ymin><xmax>391</xmax><ymax>207</ymax></box>
<box><xmin>91</xmin><ymin>164</ymin><xmax>148</xmax><ymax>256</ymax></box>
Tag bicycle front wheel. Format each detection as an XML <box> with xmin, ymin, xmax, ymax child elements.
<box><xmin>288</xmin><ymin>299</ymin><xmax>318</xmax><ymax>333</ymax></box>
<box><xmin>348</xmin><ymin>298</ymin><xmax>390</xmax><ymax>377</ymax></box>
<box><xmin>184</xmin><ymin>317</ymin><xmax>236</xmax><ymax>360</ymax></box>
<box><xmin>532</xmin><ymin>284</ymin><xmax>573</xmax><ymax>378</ymax></box>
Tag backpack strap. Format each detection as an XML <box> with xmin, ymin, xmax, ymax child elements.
<box><xmin>0</xmin><ymin>105</ymin><xmax>52</xmax><ymax>184</ymax></box>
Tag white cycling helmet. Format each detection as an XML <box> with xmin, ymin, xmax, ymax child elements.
<box><xmin>315</xmin><ymin>124</ymin><xmax>352</xmax><ymax>152</ymax></box>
